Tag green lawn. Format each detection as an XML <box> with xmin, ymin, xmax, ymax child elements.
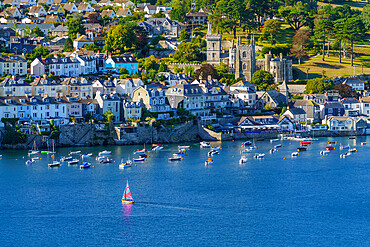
<box><xmin>318</xmin><ymin>0</ymin><xmax>368</xmax><ymax>10</ymax></box>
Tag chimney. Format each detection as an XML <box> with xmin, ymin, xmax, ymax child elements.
<box><xmin>43</xmin><ymin>74</ymin><xmax>47</xmax><ymax>79</ymax></box>
<box><xmin>12</xmin><ymin>75</ymin><xmax>16</xmax><ymax>80</ymax></box>
<box><xmin>280</xmin><ymin>53</ymin><xmax>283</xmax><ymax>60</ymax></box>
<box><xmin>207</xmin><ymin>75</ymin><xmax>212</xmax><ymax>81</ymax></box>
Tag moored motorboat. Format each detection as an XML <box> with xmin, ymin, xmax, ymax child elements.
<box><xmin>270</xmin><ymin>148</ymin><xmax>277</xmax><ymax>154</ymax></box>
<box><xmin>174</xmin><ymin>149</ymin><xmax>186</xmax><ymax>156</ymax></box>
<box><xmin>152</xmin><ymin>145</ymin><xmax>164</xmax><ymax>151</ymax></box>
<box><xmin>133</xmin><ymin>157</ymin><xmax>145</xmax><ymax>162</ymax></box>
<box><xmin>361</xmin><ymin>142</ymin><xmax>367</xmax><ymax>146</ymax></box>
<box><xmin>340</xmin><ymin>152</ymin><xmax>351</xmax><ymax>158</ymax></box>
<box><xmin>122</xmin><ymin>180</ymin><xmax>135</xmax><ymax>204</ymax></box>
<box><xmin>178</xmin><ymin>145</ymin><xmax>190</xmax><ymax>150</ymax></box>
<box><xmin>119</xmin><ymin>159</ymin><xmax>132</xmax><ymax>169</ymax></box>
<box><xmin>208</xmin><ymin>150</ymin><xmax>219</xmax><ymax>156</ymax></box>
<box><xmin>291</xmin><ymin>152</ymin><xmax>299</xmax><ymax>157</ymax></box>
<box><xmin>241</xmin><ymin>148</ymin><xmax>251</xmax><ymax>154</ymax></box>
<box><xmin>242</xmin><ymin>141</ymin><xmax>252</xmax><ymax>146</ymax></box>
<box><xmin>239</xmin><ymin>156</ymin><xmax>247</xmax><ymax>164</ymax></box>
<box><xmin>349</xmin><ymin>148</ymin><xmax>357</xmax><ymax>153</ymax></box>
<box><xmin>205</xmin><ymin>158</ymin><xmax>213</xmax><ymax>166</ymax></box>
<box><xmin>80</xmin><ymin>162</ymin><xmax>91</xmax><ymax>169</ymax></box>
<box><xmin>270</xmin><ymin>139</ymin><xmax>279</xmax><ymax>143</ymax></box>
<box><xmin>60</xmin><ymin>156</ymin><xmax>73</xmax><ymax>162</ymax></box>
<box><xmin>139</xmin><ymin>154</ymin><xmax>147</xmax><ymax>158</ymax></box>
<box><xmin>100</xmin><ymin>158</ymin><xmax>113</xmax><ymax>163</ymax></box>
<box><xmin>320</xmin><ymin>150</ymin><xmax>330</xmax><ymax>155</ymax></box>
<box><xmin>211</xmin><ymin>146</ymin><xmax>221</xmax><ymax>151</ymax></box>
<box><xmin>98</xmin><ymin>150</ymin><xmax>111</xmax><ymax>156</ymax></box>
<box><xmin>81</xmin><ymin>153</ymin><xmax>93</xmax><ymax>159</ymax></box>
<box><xmin>300</xmin><ymin>141</ymin><xmax>311</xmax><ymax>145</ymax></box>
<box><xmin>200</xmin><ymin>141</ymin><xmax>211</xmax><ymax>148</ymax></box>
<box><xmin>274</xmin><ymin>144</ymin><xmax>282</xmax><ymax>148</ymax></box>
<box><xmin>134</xmin><ymin>149</ymin><xmax>146</xmax><ymax>154</ymax></box>
<box><xmin>326</xmin><ymin>146</ymin><xmax>335</xmax><ymax>151</ymax></box>
<box><xmin>297</xmin><ymin>146</ymin><xmax>308</xmax><ymax>152</ymax></box>
<box><xmin>254</xmin><ymin>153</ymin><xmax>265</xmax><ymax>159</ymax></box>
<box><xmin>340</xmin><ymin>145</ymin><xmax>350</xmax><ymax>150</ymax></box>
<box><xmin>69</xmin><ymin>151</ymin><xmax>81</xmax><ymax>155</ymax></box>
<box><xmin>41</xmin><ymin>151</ymin><xmax>49</xmax><ymax>154</ymax></box>
<box><xmin>48</xmin><ymin>161</ymin><xmax>60</xmax><ymax>167</ymax></box>
<box><xmin>26</xmin><ymin>158</ymin><xmax>36</xmax><ymax>165</ymax></box>
<box><xmin>68</xmin><ymin>159</ymin><xmax>79</xmax><ymax>165</ymax></box>
<box><xmin>328</xmin><ymin>141</ymin><xmax>337</xmax><ymax>144</ymax></box>
<box><xmin>169</xmin><ymin>156</ymin><xmax>182</xmax><ymax>161</ymax></box>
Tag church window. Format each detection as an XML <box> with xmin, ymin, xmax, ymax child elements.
<box><xmin>242</xmin><ymin>51</ymin><xmax>246</xmax><ymax>58</ymax></box>
<box><xmin>243</xmin><ymin>63</ymin><xmax>246</xmax><ymax>70</ymax></box>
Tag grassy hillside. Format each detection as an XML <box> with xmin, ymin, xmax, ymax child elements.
<box><xmin>317</xmin><ymin>0</ymin><xmax>368</xmax><ymax>10</ymax></box>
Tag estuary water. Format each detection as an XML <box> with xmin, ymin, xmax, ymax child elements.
<box><xmin>0</xmin><ymin>137</ymin><xmax>369</xmax><ymax>246</ymax></box>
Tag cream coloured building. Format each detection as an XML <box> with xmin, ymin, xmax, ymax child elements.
<box><xmin>0</xmin><ymin>54</ymin><xmax>27</xmax><ymax>76</ymax></box>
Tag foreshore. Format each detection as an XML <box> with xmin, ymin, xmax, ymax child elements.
<box><xmin>1</xmin><ymin>122</ymin><xmax>368</xmax><ymax>150</ymax></box>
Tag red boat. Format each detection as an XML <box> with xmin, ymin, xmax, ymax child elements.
<box><xmin>326</xmin><ymin>146</ymin><xmax>335</xmax><ymax>150</ymax></box>
<box><xmin>300</xmin><ymin>141</ymin><xmax>312</xmax><ymax>145</ymax></box>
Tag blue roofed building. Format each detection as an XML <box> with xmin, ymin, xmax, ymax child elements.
<box><xmin>104</xmin><ymin>55</ymin><xmax>138</xmax><ymax>74</ymax></box>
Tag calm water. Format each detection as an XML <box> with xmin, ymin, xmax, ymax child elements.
<box><xmin>0</xmin><ymin>137</ymin><xmax>369</xmax><ymax>246</ymax></box>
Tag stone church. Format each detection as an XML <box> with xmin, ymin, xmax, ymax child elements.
<box><xmin>206</xmin><ymin>23</ymin><xmax>293</xmax><ymax>82</ymax></box>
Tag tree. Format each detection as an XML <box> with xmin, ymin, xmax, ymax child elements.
<box><xmin>346</xmin><ymin>17</ymin><xmax>366</xmax><ymax>66</ymax></box>
<box><xmin>64</xmin><ymin>37</ymin><xmax>73</xmax><ymax>52</ymax></box>
<box><xmin>184</xmin><ymin>66</ymin><xmax>194</xmax><ymax>76</ymax></box>
<box><xmin>66</xmin><ymin>14</ymin><xmax>85</xmax><ymax>40</ymax></box>
<box><xmin>304</xmin><ymin>78</ymin><xmax>333</xmax><ymax>94</ymax></box>
<box><xmin>173</xmin><ymin>42</ymin><xmax>200</xmax><ymax>63</ymax></box>
<box><xmin>193</xmin><ymin>64</ymin><xmax>219</xmax><ymax>80</ymax></box>
<box><xmin>278</xmin><ymin>1</ymin><xmax>315</xmax><ymax>31</ymax></box>
<box><xmin>262</xmin><ymin>19</ymin><xmax>282</xmax><ymax>44</ymax></box>
<box><xmin>334</xmin><ymin>84</ymin><xmax>357</xmax><ymax>98</ymax></box>
<box><xmin>251</xmin><ymin>70</ymin><xmax>275</xmax><ymax>91</ymax></box>
<box><xmin>103</xmin><ymin>110</ymin><xmax>114</xmax><ymax>123</ymax></box>
<box><xmin>25</xmin><ymin>46</ymin><xmax>50</xmax><ymax>61</ymax></box>
<box><xmin>247</xmin><ymin>0</ymin><xmax>273</xmax><ymax>27</ymax></box>
<box><xmin>31</xmin><ymin>26</ymin><xmax>44</xmax><ymax>37</ymax></box>
<box><xmin>213</xmin><ymin>0</ymin><xmax>254</xmax><ymax>39</ymax></box>
<box><xmin>178</xmin><ymin>30</ymin><xmax>190</xmax><ymax>41</ymax></box>
<box><xmin>314</xmin><ymin>19</ymin><xmax>333</xmax><ymax>61</ymax></box>
<box><xmin>119</xmin><ymin>67</ymin><xmax>129</xmax><ymax>74</ymax></box>
<box><xmin>104</xmin><ymin>24</ymin><xmax>136</xmax><ymax>53</ymax></box>
<box><xmin>158</xmin><ymin>62</ymin><xmax>168</xmax><ymax>72</ymax></box>
<box><xmin>361</xmin><ymin>4</ymin><xmax>370</xmax><ymax>30</ymax></box>
<box><xmin>291</xmin><ymin>28</ymin><xmax>310</xmax><ymax>64</ymax></box>
<box><xmin>169</xmin><ymin>8</ymin><xmax>186</xmax><ymax>23</ymax></box>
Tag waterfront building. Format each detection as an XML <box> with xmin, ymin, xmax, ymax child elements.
<box><xmin>359</xmin><ymin>96</ymin><xmax>370</xmax><ymax>116</ymax></box>
<box><xmin>283</xmin><ymin>108</ymin><xmax>307</xmax><ymax>124</ymax></box>
<box><xmin>323</xmin><ymin>116</ymin><xmax>367</xmax><ymax>132</ymax></box>
<box><xmin>95</xmin><ymin>91</ymin><xmax>122</xmax><ymax>122</ymax></box>
<box><xmin>291</xmin><ymin>99</ymin><xmax>320</xmax><ymax>122</ymax></box>
<box><xmin>342</xmin><ymin>78</ymin><xmax>365</xmax><ymax>91</ymax></box>
<box><xmin>132</xmin><ymin>85</ymin><xmax>170</xmax><ymax>113</ymax></box>
<box><xmin>320</xmin><ymin>101</ymin><xmax>345</xmax><ymax>120</ymax></box>
<box><xmin>341</xmin><ymin>98</ymin><xmax>361</xmax><ymax>117</ymax></box>
<box><xmin>123</xmin><ymin>100</ymin><xmax>142</xmax><ymax>121</ymax></box>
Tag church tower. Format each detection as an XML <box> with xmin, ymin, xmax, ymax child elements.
<box><xmin>234</xmin><ymin>35</ymin><xmax>256</xmax><ymax>81</ymax></box>
<box><xmin>206</xmin><ymin>22</ymin><xmax>222</xmax><ymax>65</ymax></box>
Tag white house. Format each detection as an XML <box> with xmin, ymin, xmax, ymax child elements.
<box><xmin>283</xmin><ymin>107</ymin><xmax>307</xmax><ymax>123</ymax></box>
<box><xmin>341</xmin><ymin>98</ymin><xmax>361</xmax><ymax>116</ymax></box>
<box><xmin>61</xmin><ymin>77</ymin><xmax>93</xmax><ymax>99</ymax></box>
<box><xmin>2</xmin><ymin>0</ymin><xmax>20</xmax><ymax>8</ymax></box>
<box><xmin>92</xmin><ymin>79</ymin><xmax>116</xmax><ymax>95</ymax></box>
<box><xmin>28</xmin><ymin>5</ymin><xmax>47</xmax><ymax>17</ymax></box>
<box><xmin>77</xmin><ymin>3</ymin><xmax>94</xmax><ymax>13</ymax></box>
<box><xmin>1</xmin><ymin>7</ymin><xmax>22</xmax><ymax>18</ymax></box>
<box><xmin>0</xmin><ymin>54</ymin><xmax>27</xmax><ymax>76</ymax></box>
<box><xmin>342</xmin><ymin>78</ymin><xmax>365</xmax><ymax>91</ymax></box>
<box><xmin>95</xmin><ymin>91</ymin><xmax>122</xmax><ymax>122</ymax></box>
<box><xmin>114</xmin><ymin>78</ymin><xmax>144</xmax><ymax>96</ymax></box>
<box><xmin>30</xmin><ymin>75</ymin><xmax>63</xmax><ymax>97</ymax></box>
<box><xmin>63</xmin><ymin>3</ymin><xmax>79</xmax><ymax>14</ymax></box>
<box><xmin>31</xmin><ymin>57</ymin><xmax>81</xmax><ymax>77</ymax></box>
<box><xmin>73</xmin><ymin>54</ymin><xmax>97</xmax><ymax>75</ymax></box>
<box><xmin>0</xmin><ymin>76</ymin><xmax>32</xmax><ymax>97</ymax></box>
<box><xmin>360</xmin><ymin>96</ymin><xmax>370</xmax><ymax>116</ymax></box>
<box><xmin>101</xmin><ymin>9</ymin><xmax>116</xmax><ymax>19</ymax></box>
<box><xmin>116</xmin><ymin>8</ymin><xmax>132</xmax><ymax>17</ymax></box>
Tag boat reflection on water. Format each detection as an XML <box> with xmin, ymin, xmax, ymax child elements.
<box><xmin>122</xmin><ymin>203</ymin><xmax>133</xmax><ymax>218</ymax></box>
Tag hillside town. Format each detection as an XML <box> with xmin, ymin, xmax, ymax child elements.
<box><xmin>1</xmin><ymin>0</ymin><xmax>370</xmax><ymax>147</ymax></box>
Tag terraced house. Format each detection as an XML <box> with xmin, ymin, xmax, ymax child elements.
<box><xmin>0</xmin><ymin>54</ymin><xmax>27</xmax><ymax>76</ymax></box>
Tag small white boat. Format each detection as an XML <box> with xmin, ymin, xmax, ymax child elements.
<box><xmin>133</xmin><ymin>157</ymin><xmax>145</xmax><ymax>162</ymax></box>
<box><xmin>169</xmin><ymin>156</ymin><xmax>182</xmax><ymax>161</ymax></box>
<box><xmin>291</xmin><ymin>152</ymin><xmax>299</xmax><ymax>157</ymax></box>
<box><xmin>48</xmin><ymin>161</ymin><xmax>60</xmax><ymax>167</ymax></box>
<box><xmin>270</xmin><ymin>139</ymin><xmax>279</xmax><ymax>143</ymax></box>
<box><xmin>249</xmin><ymin>146</ymin><xmax>256</xmax><ymax>150</ymax></box>
<box><xmin>98</xmin><ymin>150</ymin><xmax>111</xmax><ymax>156</ymax></box>
<box><xmin>320</xmin><ymin>150</ymin><xmax>330</xmax><ymax>155</ymax></box>
<box><xmin>32</xmin><ymin>157</ymin><xmax>40</xmax><ymax>160</ymax></box>
<box><xmin>211</xmin><ymin>146</ymin><xmax>221</xmax><ymax>151</ymax></box>
<box><xmin>119</xmin><ymin>159</ymin><xmax>132</xmax><ymax>169</ymax></box>
<box><xmin>361</xmin><ymin>142</ymin><xmax>367</xmax><ymax>146</ymax></box>
<box><xmin>178</xmin><ymin>145</ymin><xmax>190</xmax><ymax>150</ymax></box>
<box><xmin>254</xmin><ymin>153</ymin><xmax>265</xmax><ymax>159</ymax></box>
<box><xmin>96</xmin><ymin>156</ymin><xmax>105</xmax><ymax>161</ymax></box>
<box><xmin>200</xmin><ymin>141</ymin><xmax>211</xmax><ymax>148</ymax></box>
<box><xmin>208</xmin><ymin>150</ymin><xmax>219</xmax><ymax>156</ymax></box>
<box><xmin>270</xmin><ymin>148</ymin><xmax>277</xmax><ymax>154</ymax></box>
<box><xmin>80</xmin><ymin>162</ymin><xmax>91</xmax><ymax>169</ymax></box>
<box><xmin>152</xmin><ymin>146</ymin><xmax>164</xmax><ymax>151</ymax></box>
<box><xmin>174</xmin><ymin>150</ymin><xmax>186</xmax><ymax>156</ymax></box>
<box><xmin>239</xmin><ymin>156</ymin><xmax>247</xmax><ymax>164</ymax></box>
<box><xmin>349</xmin><ymin>148</ymin><xmax>357</xmax><ymax>153</ymax></box>
<box><xmin>340</xmin><ymin>145</ymin><xmax>350</xmax><ymax>150</ymax></box>
<box><xmin>26</xmin><ymin>158</ymin><xmax>36</xmax><ymax>165</ymax></box>
<box><xmin>241</xmin><ymin>148</ymin><xmax>251</xmax><ymax>154</ymax></box>
<box><xmin>69</xmin><ymin>151</ymin><xmax>81</xmax><ymax>155</ymax></box>
<box><xmin>205</xmin><ymin>158</ymin><xmax>213</xmax><ymax>166</ymax></box>
<box><xmin>81</xmin><ymin>153</ymin><xmax>93</xmax><ymax>159</ymax></box>
<box><xmin>28</xmin><ymin>150</ymin><xmax>39</xmax><ymax>155</ymax></box>
<box><xmin>60</xmin><ymin>156</ymin><xmax>73</xmax><ymax>162</ymax></box>
<box><xmin>274</xmin><ymin>144</ymin><xmax>282</xmax><ymax>148</ymax></box>
<box><xmin>242</xmin><ymin>141</ymin><xmax>252</xmax><ymax>146</ymax></box>
<box><xmin>100</xmin><ymin>158</ymin><xmax>113</xmax><ymax>164</ymax></box>
<box><xmin>340</xmin><ymin>152</ymin><xmax>351</xmax><ymax>158</ymax></box>
<box><xmin>134</xmin><ymin>149</ymin><xmax>146</xmax><ymax>154</ymax></box>
<box><xmin>68</xmin><ymin>159</ymin><xmax>79</xmax><ymax>165</ymax></box>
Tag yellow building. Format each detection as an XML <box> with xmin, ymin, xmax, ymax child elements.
<box><xmin>123</xmin><ymin>101</ymin><xmax>142</xmax><ymax>121</ymax></box>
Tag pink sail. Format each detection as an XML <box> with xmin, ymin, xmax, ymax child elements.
<box><xmin>122</xmin><ymin>180</ymin><xmax>134</xmax><ymax>201</ymax></box>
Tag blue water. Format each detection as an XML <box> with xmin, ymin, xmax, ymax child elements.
<box><xmin>0</xmin><ymin>137</ymin><xmax>369</xmax><ymax>246</ymax></box>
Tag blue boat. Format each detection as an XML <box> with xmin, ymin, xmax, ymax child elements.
<box><xmin>139</xmin><ymin>154</ymin><xmax>147</xmax><ymax>158</ymax></box>
<box><xmin>274</xmin><ymin>144</ymin><xmax>282</xmax><ymax>148</ymax></box>
<box><xmin>242</xmin><ymin>141</ymin><xmax>252</xmax><ymax>146</ymax></box>
<box><xmin>80</xmin><ymin>162</ymin><xmax>91</xmax><ymax>169</ymax></box>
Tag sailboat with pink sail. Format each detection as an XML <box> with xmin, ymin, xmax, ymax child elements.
<box><xmin>122</xmin><ymin>180</ymin><xmax>135</xmax><ymax>204</ymax></box>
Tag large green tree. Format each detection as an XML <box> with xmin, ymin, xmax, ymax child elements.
<box><xmin>361</xmin><ymin>4</ymin><xmax>370</xmax><ymax>30</ymax></box>
<box><xmin>314</xmin><ymin>19</ymin><xmax>333</xmax><ymax>61</ymax></box>
<box><xmin>279</xmin><ymin>1</ymin><xmax>316</xmax><ymax>31</ymax></box>
<box><xmin>251</xmin><ymin>70</ymin><xmax>275</xmax><ymax>91</ymax></box>
<box><xmin>173</xmin><ymin>42</ymin><xmax>200</xmax><ymax>63</ymax></box>
<box><xmin>304</xmin><ymin>78</ymin><xmax>333</xmax><ymax>94</ymax></box>
<box><xmin>66</xmin><ymin>14</ymin><xmax>85</xmax><ymax>40</ymax></box>
<box><xmin>262</xmin><ymin>19</ymin><xmax>282</xmax><ymax>44</ymax></box>
<box><xmin>64</xmin><ymin>37</ymin><xmax>73</xmax><ymax>52</ymax></box>
<box><xmin>104</xmin><ymin>24</ymin><xmax>136</xmax><ymax>53</ymax></box>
